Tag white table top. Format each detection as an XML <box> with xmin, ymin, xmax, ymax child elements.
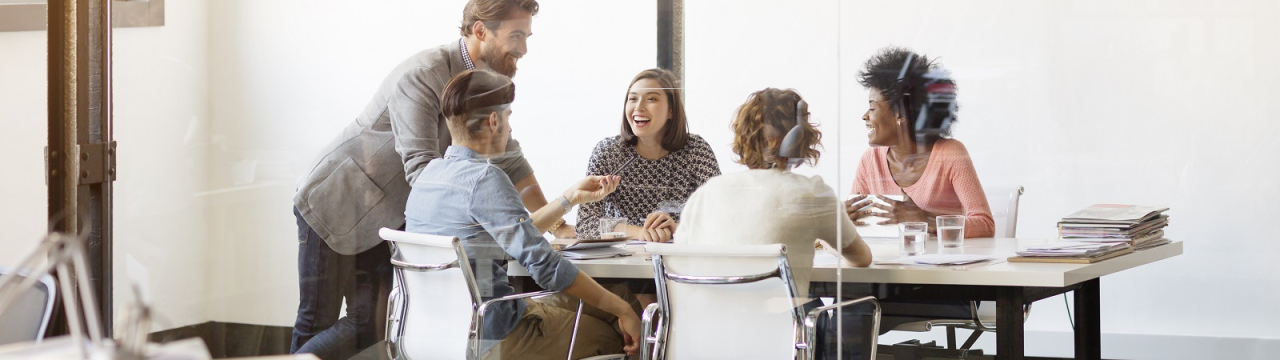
<box><xmin>510</xmin><ymin>238</ymin><xmax>1183</xmax><ymax>288</ymax></box>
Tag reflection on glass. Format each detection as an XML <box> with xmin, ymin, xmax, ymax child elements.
<box><xmin>59</xmin><ymin>0</ymin><xmax>1265</xmax><ymax>357</ymax></box>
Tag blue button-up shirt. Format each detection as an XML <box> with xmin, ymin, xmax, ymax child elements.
<box><xmin>405</xmin><ymin>145</ymin><xmax>580</xmax><ymax>347</ymax></box>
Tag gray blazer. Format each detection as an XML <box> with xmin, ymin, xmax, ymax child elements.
<box><xmin>295</xmin><ymin>41</ymin><xmax>533</xmax><ymax>255</ymax></box>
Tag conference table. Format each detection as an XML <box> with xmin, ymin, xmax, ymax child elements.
<box><xmin>509</xmin><ymin>237</ymin><xmax>1183</xmax><ymax>360</ymax></box>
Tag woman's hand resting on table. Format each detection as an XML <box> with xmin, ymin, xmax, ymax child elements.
<box><xmin>632</xmin><ymin>211</ymin><xmax>677</xmax><ymax>242</ymax></box>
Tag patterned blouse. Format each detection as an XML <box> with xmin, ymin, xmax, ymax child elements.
<box><xmin>575</xmin><ymin>134</ymin><xmax>722</xmax><ymax>238</ymax></box>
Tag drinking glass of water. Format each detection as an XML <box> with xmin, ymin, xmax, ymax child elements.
<box><xmin>599</xmin><ymin>217</ymin><xmax>627</xmax><ymax>239</ymax></box>
<box><xmin>936</xmin><ymin>215</ymin><xmax>966</xmax><ymax>248</ymax></box>
<box><xmin>898</xmin><ymin>222</ymin><xmax>928</xmax><ymax>256</ymax></box>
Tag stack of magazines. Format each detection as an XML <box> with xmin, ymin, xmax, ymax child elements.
<box><xmin>1010</xmin><ymin>242</ymin><xmax>1133</xmax><ymax>263</ymax></box>
<box><xmin>1058</xmin><ymin>204</ymin><xmax>1171</xmax><ymax>250</ymax></box>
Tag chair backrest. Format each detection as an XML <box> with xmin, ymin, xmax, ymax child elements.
<box><xmin>381</xmin><ymin>228</ymin><xmax>479</xmax><ymax>360</ymax></box>
<box><xmin>0</xmin><ymin>266</ymin><xmax>56</xmax><ymax>345</ymax></box>
<box><xmin>645</xmin><ymin>243</ymin><xmax>803</xmax><ymax>360</ymax></box>
<box><xmin>985</xmin><ymin>186</ymin><xmax>1024</xmax><ymax>238</ymax></box>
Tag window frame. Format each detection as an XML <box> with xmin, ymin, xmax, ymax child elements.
<box><xmin>0</xmin><ymin>0</ymin><xmax>163</xmax><ymax>33</ymax></box>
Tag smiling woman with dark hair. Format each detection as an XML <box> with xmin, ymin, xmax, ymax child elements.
<box><xmin>846</xmin><ymin>46</ymin><xmax>994</xmax><ymax>238</ymax></box>
<box><xmin>574</xmin><ymin>68</ymin><xmax>721</xmax><ymax>242</ymax></box>
<box><xmin>841</xmin><ymin>47</ymin><xmax>996</xmax><ymax>349</ymax></box>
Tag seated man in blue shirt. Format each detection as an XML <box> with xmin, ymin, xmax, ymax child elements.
<box><xmin>405</xmin><ymin>69</ymin><xmax>641</xmax><ymax>360</ymax></box>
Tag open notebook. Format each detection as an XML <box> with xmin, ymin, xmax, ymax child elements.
<box><xmin>850</xmin><ymin>194</ymin><xmax>905</xmax><ymax>239</ymax></box>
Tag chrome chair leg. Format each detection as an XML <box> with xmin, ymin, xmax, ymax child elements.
<box><xmin>567</xmin><ymin>299</ymin><xmax>584</xmax><ymax>360</ymax></box>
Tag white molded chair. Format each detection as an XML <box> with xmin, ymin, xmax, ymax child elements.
<box><xmin>889</xmin><ymin>186</ymin><xmax>1026</xmax><ymax>351</ymax></box>
<box><xmin>989</xmin><ymin>186</ymin><xmax>1024</xmax><ymax>239</ymax></box>
<box><xmin>0</xmin><ymin>266</ymin><xmax>57</xmax><ymax>346</ymax></box>
<box><xmin>381</xmin><ymin>228</ymin><xmax>594</xmax><ymax>360</ymax></box>
<box><xmin>641</xmin><ymin>243</ymin><xmax>881</xmax><ymax>360</ymax></box>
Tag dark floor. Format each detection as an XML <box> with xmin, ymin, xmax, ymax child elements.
<box><xmin>150</xmin><ymin>322</ymin><xmax>291</xmax><ymax>358</ymax></box>
<box><xmin>150</xmin><ymin>323</ymin><xmax>1108</xmax><ymax>360</ymax></box>
<box><xmin>349</xmin><ymin>341</ymin><xmax>390</xmax><ymax>360</ymax></box>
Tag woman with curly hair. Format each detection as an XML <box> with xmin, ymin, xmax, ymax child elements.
<box><xmin>673</xmin><ymin>88</ymin><xmax>873</xmax><ymax>359</ymax></box>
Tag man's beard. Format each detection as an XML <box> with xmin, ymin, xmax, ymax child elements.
<box><xmin>480</xmin><ymin>44</ymin><xmax>519</xmax><ymax>78</ymax></box>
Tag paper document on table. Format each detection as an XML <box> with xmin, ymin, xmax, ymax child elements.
<box><xmin>1060</xmin><ymin>204</ymin><xmax>1169</xmax><ymax>225</ymax></box>
<box><xmin>550</xmin><ymin>238</ymin><xmax>628</xmax><ymax>251</ymax></box>
<box><xmin>1016</xmin><ymin>242</ymin><xmax>1130</xmax><ymax>257</ymax></box>
<box><xmin>1135</xmin><ymin>238</ymin><xmax>1171</xmax><ymax>250</ymax></box>
<box><xmin>851</xmin><ymin>194</ymin><xmax>904</xmax><ymax>239</ymax></box>
<box><xmin>560</xmin><ymin>246</ymin><xmax>633</xmax><ymax>260</ymax></box>
<box><xmin>874</xmin><ymin>254</ymin><xmax>996</xmax><ymax>266</ymax></box>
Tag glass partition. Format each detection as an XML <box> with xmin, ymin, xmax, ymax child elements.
<box><xmin>685</xmin><ymin>0</ymin><xmax>865</xmax><ymax>357</ymax></box>
<box><xmin>113</xmin><ymin>0</ymin><xmax>664</xmax><ymax>357</ymax></box>
<box><xmin>0</xmin><ymin>0</ymin><xmax>1263</xmax><ymax>359</ymax></box>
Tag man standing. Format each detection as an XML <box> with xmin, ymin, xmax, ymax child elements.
<box><xmin>291</xmin><ymin>1</ymin><xmax>546</xmax><ymax>358</ymax></box>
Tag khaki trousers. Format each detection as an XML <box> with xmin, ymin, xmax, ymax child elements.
<box><xmin>482</xmin><ymin>284</ymin><xmax>641</xmax><ymax>360</ymax></box>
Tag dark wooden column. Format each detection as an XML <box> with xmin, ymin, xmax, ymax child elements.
<box><xmin>48</xmin><ymin>0</ymin><xmax>116</xmax><ymax>337</ymax></box>
<box><xmin>657</xmin><ymin>0</ymin><xmax>683</xmax><ymax>80</ymax></box>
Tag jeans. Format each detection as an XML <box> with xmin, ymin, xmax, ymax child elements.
<box><xmin>291</xmin><ymin>207</ymin><xmax>393</xmax><ymax>360</ymax></box>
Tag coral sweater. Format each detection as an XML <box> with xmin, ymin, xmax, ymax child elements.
<box><xmin>851</xmin><ymin>139</ymin><xmax>995</xmax><ymax>238</ymax></box>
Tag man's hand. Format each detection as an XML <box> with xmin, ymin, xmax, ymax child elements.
<box><xmin>564</xmin><ymin>175</ymin><xmax>621</xmax><ymax>205</ymax></box>
<box><xmin>616</xmin><ymin>310</ymin><xmax>643</xmax><ymax>355</ymax></box>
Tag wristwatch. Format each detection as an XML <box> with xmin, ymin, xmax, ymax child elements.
<box><xmin>548</xmin><ymin>218</ymin><xmax>567</xmax><ymax>234</ymax></box>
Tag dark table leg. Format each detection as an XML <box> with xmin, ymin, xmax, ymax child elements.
<box><xmin>1075</xmin><ymin>278</ymin><xmax>1101</xmax><ymax>360</ymax></box>
<box><xmin>996</xmin><ymin>286</ymin><xmax>1026</xmax><ymax>360</ymax></box>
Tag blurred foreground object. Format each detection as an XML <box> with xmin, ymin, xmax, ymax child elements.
<box><xmin>0</xmin><ymin>232</ymin><xmax>211</xmax><ymax>360</ymax></box>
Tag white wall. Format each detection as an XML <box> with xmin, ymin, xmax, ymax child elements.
<box><xmin>0</xmin><ymin>30</ymin><xmax>48</xmax><ymax>270</ymax></box>
<box><xmin>0</xmin><ymin>0</ymin><xmax>211</xmax><ymax>332</ymax></box>
<box><xmin>202</xmin><ymin>0</ymin><xmax>656</xmax><ymax>326</ymax></box>
<box><xmin>112</xmin><ymin>0</ymin><xmax>212</xmax><ymax>332</ymax></box>
<box><xmin>685</xmin><ymin>0</ymin><xmax>844</xmax><ymax>182</ymax></box>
